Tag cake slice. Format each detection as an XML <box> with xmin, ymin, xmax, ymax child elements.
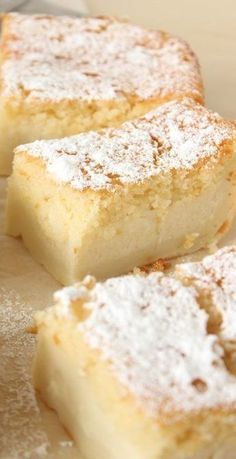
<box><xmin>0</xmin><ymin>13</ymin><xmax>203</xmax><ymax>174</ymax></box>
<box><xmin>33</xmin><ymin>271</ymin><xmax>236</xmax><ymax>459</ymax></box>
<box><xmin>6</xmin><ymin>98</ymin><xmax>236</xmax><ymax>285</ymax></box>
<box><xmin>176</xmin><ymin>246</ymin><xmax>236</xmax><ymax>374</ymax></box>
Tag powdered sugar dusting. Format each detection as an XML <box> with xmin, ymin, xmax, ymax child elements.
<box><xmin>16</xmin><ymin>98</ymin><xmax>235</xmax><ymax>190</ymax></box>
<box><xmin>1</xmin><ymin>13</ymin><xmax>202</xmax><ymax>103</ymax></box>
<box><xmin>0</xmin><ymin>287</ymin><xmax>50</xmax><ymax>458</ymax></box>
<box><xmin>51</xmin><ymin>273</ymin><xmax>236</xmax><ymax>419</ymax></box>
<box><xmin>0</xmin><ymin>284</ymin><xmax>78</xmax><ymax>458</ymax></box>
<box><xmin>177</xmin><ymin>246</ymin><xmax>236</xmax><ymax>342</ymax></box>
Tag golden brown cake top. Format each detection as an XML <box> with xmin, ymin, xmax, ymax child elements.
<box><xmin>16</xmin><ymin>98</ymin><xmax>235</xmax><ymax>190</ymax></box>
<box><xmin>46</xmin><ymin>270</ymin><xmax>236</xmax><ymax>421</ymax></box>
<box><xmin>0</xmin><ymin>13</ymin><xmax>202</xmax><ymax>104</ymax></box>
<box><xmin>177</xmin><ymin>246</ymin><xmax>236</xmax><ymax>342</ymax></box>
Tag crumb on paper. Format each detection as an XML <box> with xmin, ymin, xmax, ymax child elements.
<box><xmin>59</xmin><ymin>440</ymin><xmax>74</xmax><ymax>448</ymax></box>
<box><xmin>139</xmin><ymin>258</ymin><xmax>171</xmax><ymax>273</ymax></box>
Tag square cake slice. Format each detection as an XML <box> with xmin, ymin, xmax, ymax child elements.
<box><xmin>176</xmin><ymin>245</ymin><xmax>236</xmax><ymax>374</ymax></box>
<box><xmin>6</xmin><ymin>98</ymin><xmax>236</xmax><ymax>285</ymax></box>
<box><xmin>33</xmin><ymin>271</ymin><xmax>236</xmax><ymax>459</ymax></box>
<box><xmin>0</xmin><ymin>13</ymin><xmax>203</xmax><ymax>174</ymax></box>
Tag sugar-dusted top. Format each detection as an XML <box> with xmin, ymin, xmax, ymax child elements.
<box><xmin>0</xmin><ymin>13</ymin><xmax>202</xmax><ymax>103</ymax></box>
<box><xmin>177</xmin><ymin>246</ymin><xmax>236</xmax><ymax>342</ymax></box>
<box><xmin>47</xmin><ymin>272</ymin><xmax>236</xmax><ymax>420</ymax></box>
<box><xmin>16</xmin><ymin>98</ymin><xmax>235</xmax><ymax>190</ymax></box>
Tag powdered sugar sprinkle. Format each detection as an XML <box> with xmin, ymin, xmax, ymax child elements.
<box><xmin>1</xmin><ymin>13</ymin><xmax>202</xmax><ymax>103</ymax></box>
<box><xmin>16</xmin><ymin>98</ymin><xmax>235</xmax><ymax>190</ymax></box>
<box><xmin>177</xmin><ymin>246</ymin><xmax>236</xmax><ymax>342</ymax></box>
<box><xmin>50</xmin><ymin>271</ymin><xmax>236</xmax><ymax>420</ymax></box>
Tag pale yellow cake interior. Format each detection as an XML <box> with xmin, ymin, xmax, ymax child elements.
<box><xmin>6</xmin><ymin>143</ymin><xmax>236</xmax><ymax>285</ymax></box>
